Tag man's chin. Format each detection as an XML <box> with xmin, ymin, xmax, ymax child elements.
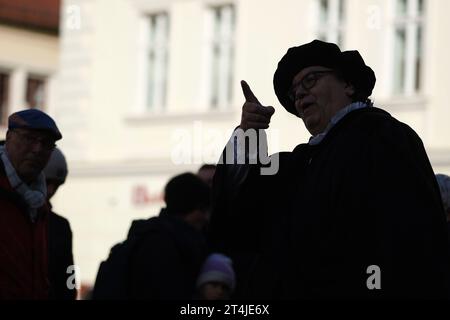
<box><xmin>18</xmin><ymin>166</ymin><xmax>43</xmax><ymax>182</ymax></box>
<box><xmin>303</xmin><ymin>118</ymin><xmax>319</xmax><ymax>135</ymax></box>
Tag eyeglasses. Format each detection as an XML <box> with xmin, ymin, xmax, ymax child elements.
<box><xmin>13</xmin><ymin>130</ymin><xmax>56</xmax><ymax>151</ymax></box>
<box><xmin>288</xmin><ymin>70</ymin><xmax>334</xmax><ymax>102</ymax></box>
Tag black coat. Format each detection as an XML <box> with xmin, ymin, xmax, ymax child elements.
<box><xmin>128</xmin><ymin>210</ymin><xmax>207</xmax><ymax>299</ymax></box>
<box><xmin>209</xmin><ymin>107</ymin><xmax>450</xmax><ymax>299</ymax></box>
<box><xmin>48</xmin><ymin>211</ymin><xmax>77</xmax><ymax>300</ymax></box>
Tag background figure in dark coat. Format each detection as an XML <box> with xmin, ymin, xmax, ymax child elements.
<box><xmin>208</xmin><ymin>40</ymin><xmax>450</xmax><ymax>299</ymax></box>
<box><xmin>436</xmin><ymin>174</ymin><xmax>450</xmax><ymax>223</ymax></box>
<box><xmin>435</xmin><ymin>173</ymin><xmax>450</xmax><ymax>298</ymax></box>
<box><xmin>128</xmin><ymin>172</ymin><xmax>210</xmax><ymax>299</ymax></box>
<box><xmin>436</xmin><ymin>174</ymin><xmax>450</xmax><ymax>247</ymax></box>
<box><xmin>44</xmin><ymin>147</ymin><xmax>77</xmax><ymax>300</ymax></box>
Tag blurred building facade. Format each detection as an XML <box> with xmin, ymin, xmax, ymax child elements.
<box><xmin>24</xmin><ymin>0</ymin><xmax>450</xmax><ymax>289</ymax></box>
<box><xmin>0</xmin><ymin>0</ymin><xmax>60</xmax><ymax>130</ymax></box>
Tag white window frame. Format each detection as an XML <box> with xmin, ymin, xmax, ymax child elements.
<box><xmin>25</xmin><ymin>73</ymin><xmax>48</xmax><ymax>110</ymax></box>
<box><xmin>391</xmin><ymin>0</ymin><xmax>425</xmax><ymax>96</ymax></box>
<box><xmin>137</xmin><ymin>12</ymin><xmax>170</xmax><ymax>114</ymax></box>
<box><xmin>0</xmin><ymin>68</ymin><xmax>11</xmax><ymax>126</ymax></box>
<box><xmin>314</xmin><ymin>0</ymin><xmax>346</xmax><ymax>47</ymax></box>
<box><xmin>203</xmin><ymin>4</ymin><xmax>235</xmax><ymax>110</ymax></box>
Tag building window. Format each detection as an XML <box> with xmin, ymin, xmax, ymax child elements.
<box><xmin>0</xmin><ymin>72</ymin><xmax>9</xmax><ymax>125</ymax></box>
<box><xmin>208</xmin><ymin>4</ymin><xmax>235</xmax><ymax>109</ymax></box>
<box><xmin>146</xmin><ymin>13</ymin><xmax>169</xmax><ymax>110</ymax></box>
<box><xmin>26</xmin><ymin>76</ymin><xmax>46</xmax><ymax>109</ymax></box>
<box><xmin>392</xmin><ymin>0</ymin><xmax>425</xmax><ymax>95</ymax></box>
<box><xmin>316</xmin><ymin>0</ymin><xmax>346</xmax><ymax>47</ymax></box>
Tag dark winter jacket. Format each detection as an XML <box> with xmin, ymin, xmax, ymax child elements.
<box><xmin>0</xmin><ymin>159</ymin><xmax>50</xmax><ymax>299</ymax></box>
<box><xmin>128</xmin><ymin>209</ymin><xmax>208</xmax><ymax>299</ymax></box>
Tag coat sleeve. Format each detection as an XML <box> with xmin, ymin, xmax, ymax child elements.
<box><xmin>208</xmin><ymin>128</ymin><xmax>287</xmax><ymax>254</ymax></box>
<box><xmin>207</xmin><ymin>130</ymin><xmax>296</xmax><ymax>298</ymax></box>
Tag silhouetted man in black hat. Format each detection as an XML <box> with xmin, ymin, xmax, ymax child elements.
<box><xmin>209</xmin><ymin>40</ymin><xmax>450</xmax><ymax>299</ymax></box>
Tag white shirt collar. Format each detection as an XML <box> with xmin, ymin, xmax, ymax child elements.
<box><xmin>308</xmin><ymin>101</ymin><xmax>369</xmax><ymax>146</ymax></box>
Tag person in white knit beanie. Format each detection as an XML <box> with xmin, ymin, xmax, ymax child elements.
<box><xmin>196</xmin><ymin>253</ymin><xmax>236</xmax><ymax>300</ymax></box>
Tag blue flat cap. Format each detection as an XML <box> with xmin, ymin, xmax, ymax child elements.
<box><xmin>8</xmin><ymin>109</ymin><xmax>62</xmax><ymax>140</ymax></box>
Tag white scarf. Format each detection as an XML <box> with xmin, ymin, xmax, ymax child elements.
<box><xmin>0</xmin><ymin>145</ymin><xmax>47</xmax><ymax>222</ymax></box>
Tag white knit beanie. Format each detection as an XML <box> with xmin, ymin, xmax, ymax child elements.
<box><xmin>196</xmin><ymin>253</ymin><xmax>236</xmax><ymax>291</ymax></box>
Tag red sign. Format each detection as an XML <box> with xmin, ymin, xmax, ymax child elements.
<box><xmin>132</xmin><ymin>185</ymin><xmax>163</xmax><ymax>206</ymax></box>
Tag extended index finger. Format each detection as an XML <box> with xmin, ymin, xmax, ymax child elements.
<box><xmin>241</xmin><ymin>80</ymin><xmax>261</xmax><ymax>105</ymax></box>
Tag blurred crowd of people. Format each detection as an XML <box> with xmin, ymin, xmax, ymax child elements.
<box><xmin>0</xmin><ymin>108</ymin><xmax>236</xmax><ymax>300</ymax></box>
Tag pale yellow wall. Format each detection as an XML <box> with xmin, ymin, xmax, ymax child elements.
<box><xmin>0</xmin><ymin>24</ymin><xmax>59</xmax><ymax>138</ymax></box>
<box><xmin>0</xmin><ymin>25</ymin><xmax>58</xmax><ymax>71</ymax></box>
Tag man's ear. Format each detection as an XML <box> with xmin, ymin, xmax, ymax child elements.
<box><xmin>4</xmin><ymin>130</ymin><xmax>12</xmax><ymax>147</ymax></box>
<box><xmin>344</xmin><ymin>82</ymin><xmax>355</xmax><ymax>97</ymax></box>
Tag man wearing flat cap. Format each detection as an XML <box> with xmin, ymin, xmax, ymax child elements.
<box><xmin>0</xmin><ymin>109</ymin><xmax>62</xmax><ymax>299</ymax></box>
<box><xmin>209</xmin><ymin>40</ymin><xmax>450</xmax><ymax>299</ymax></box>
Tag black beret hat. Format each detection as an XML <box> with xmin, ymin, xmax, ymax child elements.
<box><xmin>273</xmin><ymin>39</ymin><xmax>376</xmax><ymax>116</ymax></box>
